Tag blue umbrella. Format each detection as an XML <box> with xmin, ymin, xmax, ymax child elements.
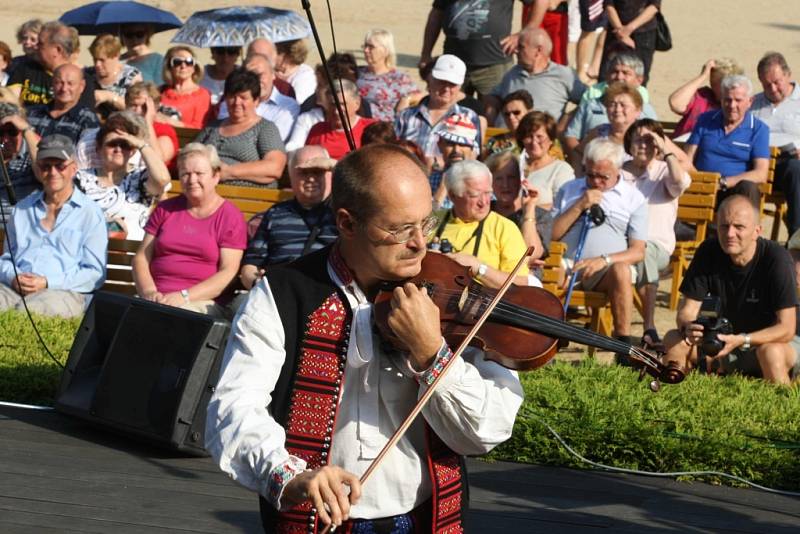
<box><xmin>171</xmin><ymin>6</ymin><xmax>311</xmax><ymax>48</ymax></box>
<box><xmin>60</xmin><ymin>1</ymin><xmax>182</xmax><ymax>35</ymax></box>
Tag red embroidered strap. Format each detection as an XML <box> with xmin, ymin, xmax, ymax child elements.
<box><xmin>329</xmin><ymin>243</ymin><xmax>354</xmax><ymax>285</ymax></box>
<box><xmin>426</xmin><ymin>425</ymin><xmax>465</xmax><ymax>533</ymax></box>
<box><xmin>277</xmin><ymin>293</ymin><xmax>351</xmax><ymax>534</ymax></box>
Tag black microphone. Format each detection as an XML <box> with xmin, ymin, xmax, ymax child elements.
<box><xmin>0</xmin><ymin>140</ymin><xmax>17</xmax><ymax>206</ymax></box>
<box><xmin>588</xmin><ymin>203</ymin><xmax>605</xmax><ymax>226</ymax></box>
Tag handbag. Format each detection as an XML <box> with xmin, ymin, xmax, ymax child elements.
<box><xmin>654</xmin><ymin>11</ymin><xmax>672</xmax><ymax>52</ymax></box>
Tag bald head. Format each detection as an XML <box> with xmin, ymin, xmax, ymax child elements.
<box><xmin>244</xmin><ymin>53</ymin><xmax>274</xmax><ymax>100</ymax></box>
<box><xmin>247</xmin><ymin>38</ymin><xmax>277</xmax><ymax>65</ymax></box>
<box><xmin>717</xmin><ymin>194</ymin><xmax>761</xmax><ymax>260</ymax></box>
<box><xmin>52</xmin><ymin>63</ymin><xmax>85</xmax><ymax>107</ymax></box>
<box><xmin>517</xmin><ymin>28</ymin><xmax>552</xmax><ymax>71</ymax></box>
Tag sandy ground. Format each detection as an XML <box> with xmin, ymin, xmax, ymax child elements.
<box><xmin>0</xmin><ymin>0</ymin><xmax>795</xmax><ymax>352</ymax></box>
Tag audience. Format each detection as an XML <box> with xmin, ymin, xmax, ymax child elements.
<box><xmin>433</xmin><ymin>160</ymin><xmax>535</xmax><ymax>288</ymax></box>
<box><xmin>239</xmin><ymin>146</ymin><xmax>338</xmax><ymax>290</ymax></box>
<box><xmin>517</xmin><ymin>110</ymin><xmax>574</xmax><ymax>209</ymax></box>
<box><xmin>668</xmin><ymin>57</ymin><xmax>743</xmax><ymax>138</ymax></box>
<box><xmin>217</xmin><ymin>53</ymin><xmax>299</xmax><ymax>142</ymax></box>
<box><xmin>196</xmin><ymin>68</ymin><xmax>286</xmax><ymax>188</ymax></box>
<box><xmin>275</xmin><ymin>39</ymin><xmax>317</xmax><ymax>104</ymax></box>
<box><xmin>622</xmin><ymin>119</ymin><xmax>691</xmax><ymax>349</ymax></box>
<box><xmin>74</xmin><ymin>112</ymin><xmax>170</xmax><ymax>240</ymax></box>
<box><xmin>486</xmin><ymin>28</ymin><xmax>585</xmax><ymax>127</ymax></box>
<box><xmin>685</xmin><ymin>74</ymin><xmax>770</xmax><ymax>207</ymax></box>
<box><xmin>201</xmin><ymin>46</ymin><xmax>241</xmax><ymax>106</ymax></box>
<box><xmin>120</xmin><ymin>23</ymin><xmax>164</xmax><ymax>85</ymax></box>
<box><xmin>88</xmin><ymin>34</ymin><xmax>143</xmax><ymax>112</ymax></box>
<box><xmin>484</xmin><ymin>89</ymin><xmax>534</xmax><ymax>157</ymax></box>
<box><xmin>663</xmin><ymin>195</ymin><xmax>799</xmax><ymax>385</ymax></box>
<box><xmin>751</xmin><ymin>52</ymin><xmax>800</xmax><ymax>236</ymax></box>
<box><xmin>357</xmin><ymin>29</ymin><xmax>419</xmax><ymax>121</ymax></box>
<box><xmin>305</xmin><ymin>78</ymin><xmax>376</xmax><ymax>160</ymax></box>
<box><xmin>552</xmin><ymin>138</ymin><xmax>647</xmax><ymax>363</ymax></box>
<box><xmin>26</xmin><ymin>64</ymin><xmax>99</xmax><ymax>144</ymax></box>
<box><xmin>132</xmin><ymin>143</ymin><xmax>246</xmax><ymax>319</ymax></box>
<box><xmin>0</xmin><ymin>134</ymin><xmax>106</xmax><ymax>317</ymax></box>
<box><xmin>395</xmin><ymin>54</ymin><xmax>481</xmax><ymax>168</ymax></box>
<box><xmin>159</xmin><ymin>46</ymin><xmax>212</xmax><ymax>129</ymax></box>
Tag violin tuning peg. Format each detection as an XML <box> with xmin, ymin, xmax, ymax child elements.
<box><xmin>649</xmin><ymin>379</ymin><xmax>661</xmax><ymax>393</ymax></box>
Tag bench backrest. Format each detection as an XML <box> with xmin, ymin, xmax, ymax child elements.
<box><xmin>104</xmin><ymin>238</ymin><xmax>140</xmax><ymax>295</ymax></box>
<box><xmin>173</xmin><ymin>127</ymin><xmax>201</xmax><ymax>149</ymax></box>
<box><xmin>678</xmin><ymin>171</ymin><xmax>720</xmax><ymax>243</ymax></box>
<box><xmin>167</xmin><ymin>180</ymin><xmax>294</xmax><ymax>221</ymax></box>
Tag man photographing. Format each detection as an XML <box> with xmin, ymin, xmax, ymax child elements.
<box><xmin>663</xmin><ymin>195</ymin><xmax>800</xmax><ymax>385</ymax></box>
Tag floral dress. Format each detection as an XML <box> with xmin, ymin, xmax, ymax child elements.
<box><xmin>357</xmin><ymin>67</ymin><xmax>419</xmax><ymax>121</ymax></box>
<box><xmin>75</xmin><ymin>168</ymin><xmax>155</xmax><ymax>240</ymax></box>
<box><xmin>86</xmin><ymin>64</ymin><xmax>142</xmax><ymax>97</ymax></box>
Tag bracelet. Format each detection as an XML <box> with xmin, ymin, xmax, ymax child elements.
<box><xmin>139</xmin><ymin>143</ymin><xmax>150</xmax><ymax>152</ymax></box>
<box><xmin>522</xmin><ymin>217</ymin><xmax>536</xmax><ymax>222</ymax></box>
<box><xmin>663</xmin><ymin>153</ymin><xmax>676</xmax><ymax>159</ymax></box>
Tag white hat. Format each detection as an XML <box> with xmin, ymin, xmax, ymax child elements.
<box><xmin>431</xmin><ymin>54</ymin><xmax>466</xmax><ymax>85</ymax></box>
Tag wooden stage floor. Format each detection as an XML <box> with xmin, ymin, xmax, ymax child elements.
<box><xmin>1</xmin><ymin>404</ymin><xmax>798</xmax><ymax>533</ymax></box>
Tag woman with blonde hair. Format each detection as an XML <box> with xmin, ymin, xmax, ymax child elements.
<box><xmin>159</xmin><ymin>46</ymin><xmax>212</xmax><ymax>128</ymax></box>
<box><xmin>132</xmin><ymin>143</ymin><xmax>247</xmax><ymax>319</ymax></box>
<box><xmin>275</xmin><ymin>39</ymin><xmax>317</xmax><ymax>103</ymax></box>
<box><xmin>356</xmin><ymin>29</ymin><xmax>419</xmax><ymax>121</ymax></box>
<box><xmin>668</xmin><ymin>57</ymin><xmax>743</xmax><ymax>138</ymax></box>
<box><xmin>88</xmin><ymin>34</ymin><xmax>143</xmax><ymax>109</ymax></box>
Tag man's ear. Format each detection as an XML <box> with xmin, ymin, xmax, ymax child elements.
<box><xmin>337</xmin><ymin>208</ymin><xmax>357</xmax><ymax>237</ymax></box>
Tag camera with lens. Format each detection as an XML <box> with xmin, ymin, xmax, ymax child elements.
<box><xmin>693</xmin><ymin>296</ymin><xmax>733</xmax><ymax>356</ymax></box>
<box><xmin>427</xmin><ymin>238</ymin><xmax>452</xmax><ymax>254</ymax></box>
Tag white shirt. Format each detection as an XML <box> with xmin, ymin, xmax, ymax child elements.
<box><xmin>218</xmin><ymin>87</ymin><xmax>300</xmax><ymax>141</ymax></box>
<box><xmin>285</xmin><ymin>107</ymin><xmax>324</xmax><ymax>151</ymax></box>
<box><xmin>286</xmin><ymin>63</ymin><xmax>317</xmax><ymax>104</ymax></box>
<box><xmin>751</xmin><ymin>82</ymin><xmax>800</xmax><ymax>148</ymax></box>
<box><xmin>205</xmin><ymin>257</ymin><xmax>523</xmax><ymax>519</ymax></box>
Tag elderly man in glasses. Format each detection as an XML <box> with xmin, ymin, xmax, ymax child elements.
<box><xmin>0</xmin><ymin>103</ymin><xmax>42</xmax><ymax>223</ymax></box>
<box><xmin>0</xmin><ymin>134</ymin><xmax>106</xmax><ymax>317</ymax></box>
<box><xmin>432</xmin><ymin>159</ymin><xmax>535</xmax><ymax>288</ymax></box>
<box><xmin>552</xmin><ymin>137</ymin><xmax>647</xmax><ymax>361</ymax></box>
<box><xmin>207</xmin><ymin>143</ymin><xmax>522</xmax><ymax>532</ymax></box>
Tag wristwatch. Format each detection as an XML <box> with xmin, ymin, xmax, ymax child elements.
<box><xmin>601</xmin><ymin>254</ymin><xmax>612</xmax><ymax>266</ymax></box>
<box><xmin>742</xmin><ymin>333</ymin><xmax>751</xmax><ymax>350</ymax></box>
<box><xmin>476</xmin><ymin>263</ymin><xmax>488</xmax><ymax>279</ymax></box>
<box><xmin>180</xmin><ymin>289</ymin><xmax>190</xmax><ymax>303</ymax></box>
<box><xmin>719</xmin><ymin>176</ymin><xmax>728</xmax><ymax>191</ymax></box>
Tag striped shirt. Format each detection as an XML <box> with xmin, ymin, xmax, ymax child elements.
<box><xmin>243</xmin><ymin>199</ymin><xmax>338</xmax><ymax>267</ymax></box>
<box><xmin>27</xmin><ymin>104</ymin><xmax>100</xmax><ymax>145</ymax></box>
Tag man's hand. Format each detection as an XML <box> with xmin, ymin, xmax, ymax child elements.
<box><xmin>580</xmin><ymin>189</ymin><xmax>603</xmax><ymax>211</ymax></box>
<box><xmin>386</xmin><ymin>283</ymin><xmax>443</xmax><ymax>370</ymax></box>
<box><xmin>283</xmin><ymin>466</ymin><xmax>362</xmax><ymax>528</ymax></box>
<box><xmin>15</xmin><ymin>273</ymin><xmax>47</xmax><ymax>295</ymax></box>
<box><xmin>446</xmin><ymin>252</ymin><xmax>480</xmax><ymax>272</ymax></box>
<box><xmin>500</xmin><ymin>33</ymin><xmax>520</xmax><ymax>56</ymax></box>
<box><xmin>574</xmin><ymin>256</ymin><xmax>607</xmax><ymax>279</ymax></box>
<box><xmin>715</xmin><ymin>333</ymin><xmax>745</xmax><ymax>358</ymax></box>
<box><xmin>680</xmin><ymin>322</ymin><xmax>704</xmax><ymax>346</ymax></box>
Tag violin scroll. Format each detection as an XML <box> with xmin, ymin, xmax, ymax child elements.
<box><xmin>629</xmin><ymin>347</ymin><xmax>686</xmax><ymax>392</ymax></box>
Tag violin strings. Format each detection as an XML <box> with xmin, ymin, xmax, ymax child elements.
<box><xmin>428</xmin><ymin>286</ymin><xmax>632</xmax><ymax>354</ymax></box>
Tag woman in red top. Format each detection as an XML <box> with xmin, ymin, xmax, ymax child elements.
<box><xmin>159</xmin><ymin>46</ymin><xmax>212</xmax><ymax>129</ymax></box>
<box><xmin>125</xmin><ymin>81</ymin><xmax>178</xmax><ymax>170</ymax></box>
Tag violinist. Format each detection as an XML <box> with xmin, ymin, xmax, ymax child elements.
<box><xmin>206</xmin><ymin>144</ymin><xmax>524</xmax><ymax>532</ymax></box>
<box><xmin>432</xmin><ymin>159</ymin><xmax>539</xmax><ymax>288</ymax></box>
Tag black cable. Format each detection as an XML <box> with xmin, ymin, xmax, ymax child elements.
<box><xmin>0</xmin><ymin>150</ymin><xmax>65</xmax><ymax>370</ymax></box>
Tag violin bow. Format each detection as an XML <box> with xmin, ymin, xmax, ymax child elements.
<box><xmin>322</xmin><ymin>247</ymin><xmax>535</xmax><ymax>533</ymax></box>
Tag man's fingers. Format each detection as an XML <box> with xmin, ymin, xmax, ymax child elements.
<box><xmin>318</xmin><ymin>483</ymin><xmax>342</xmax><ymax>526</ymax></box>
<box><xmin>310</xmin><ymin>488</ymin><xmax>332</xmax><ymax>526</ymax></box>
<box><xmin>342</xmin><ymin>472</ymin><xmax>362</xmax><ymax>503</ymax></box>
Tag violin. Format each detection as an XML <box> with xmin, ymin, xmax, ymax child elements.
<box><xmin>374</xmin><ymin>252</ymin><xmax>685</xmax><ymax>389</ymax></box>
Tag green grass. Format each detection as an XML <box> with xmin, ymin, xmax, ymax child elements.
<box><xmin>1</xmin><ymin>310</ymin><xmax>799</xmax><ymax>490</ymax></box>
<box><xmin>0</xmin><ymin>311</ymin><xmax>78</xmax><ymax>405</ymax></box>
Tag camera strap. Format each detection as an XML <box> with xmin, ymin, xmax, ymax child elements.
<box><xmin>435</xmin><ymin>209</ymin><xmax>485</xmax><ymax>257</ymax></box>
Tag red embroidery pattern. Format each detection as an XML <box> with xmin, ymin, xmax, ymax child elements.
<box><xmin>278</xmin><ymin>293</ymin><xmax>350</xmax><ymax>534</ymax></box>
<box><xmin>427</xmin><ymin>427</ymin><xmax>465</xmax><ymax>534</ymax></box>
<box><xmin>329</xmin><ymin>244</ymin><xmax>354</xmax><ymax>285</ymax></box>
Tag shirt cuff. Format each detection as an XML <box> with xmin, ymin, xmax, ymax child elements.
<box><xmin>411</xmin><ymin>338</ymin><xmax>455</xmax><ymax>386</ymax></box>
<box><xmin>266</xmin><ymin>455</ymin><xmax>307</xmax><ymax>510</ymax></box>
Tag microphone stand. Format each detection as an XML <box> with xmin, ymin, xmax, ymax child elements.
<box><xmin>300</xmin><ymin>0</ymin><xmax>357</xmax><ymax>151</ymax></box>
<box><xmin>0</xmin><ymin>142</ymin><xmax>17</xmax><ymax>207</ymax></box>
<box><xmin>562</xmin><ymin>204</ymin><xmax>606</xmax><ymax>313</ymax></box>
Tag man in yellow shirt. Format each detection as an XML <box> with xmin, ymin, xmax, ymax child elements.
<box><xmin>431</xmin><ymin>160</ymin><xmax>537</xmax><ymax>288</ymax></box>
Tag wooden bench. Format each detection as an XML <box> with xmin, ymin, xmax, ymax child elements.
<box><xmin>541</xmin><ymin>241</ymin><xmax>613</xmax><ymax>356</ymax></box>
<box><xmin>761</xmin><ymin>147</ymin><xmax>785</xmax><ymax>241</ymax></box>
<box><xmin>173</xmin><ymin>127</ymin><xmax>201</xmax><ymax>149</ymax></box>
<box><xmin>668</xmin><ymin>170</ymin><xmax>720</xmax><ymax>310</ymax></box>
<box><xmin>167</xmin><ymin>180</ymin><xmax>294</xmax><ymax>221</ymax></box>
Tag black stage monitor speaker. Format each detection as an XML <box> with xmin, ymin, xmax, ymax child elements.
<box><xmin>55</xmin><ymin>291</ymin><xmax>231</xmax><ymax>455</ymax></box>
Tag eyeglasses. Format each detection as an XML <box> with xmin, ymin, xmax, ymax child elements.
<box><xmin>502</xmin><ymin>109</ymin><xmax>525</xmax><ymax>117</ymax></box>
<box><xmin>123</xmin><ymin>30</ymin><xmax>147</xmax><ymax>40</ymax></box>
<box><xmin>169</xmin><ymin>57</ymin><xmax>196</xmax><ymax>68</ymax></box>
<box><xmin>105</xmin><ymin>139</ymin><xmax>133</xmax><ymax>150</ymax></box>
<box><xmin>211</xmin><ymin>47</ymin><xmax>241</xmax><ymax>56</ymax></box>
<box><xmin>0</xmin><ymin>127</ymin><xmax>19</xmax><ymax>137</ymax></box>
<box><xmin>38</xmin><ymin>161</ymin><xmax>72</xmax><ymax>173</ymax></box>
<box><xmin>370</xmin><ymin>214</ymin><xmax>439</xmax><ymax>244</ymax></box>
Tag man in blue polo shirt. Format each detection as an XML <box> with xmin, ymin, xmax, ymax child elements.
<box><xmin>685</xmin><ymin>74</ymin><xmax>771</xmax><ymax>207</ymax></box>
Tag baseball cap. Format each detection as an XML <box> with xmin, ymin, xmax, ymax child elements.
<box><xmin>431</xmin><ymin>54</ymin><xmax>466</xmax><ymax>85</ymax></box>
<box><xmin>437</xmin><ymin>114</ymin><xmax>478</xmax><ymax>147</ymax></box>
<box><xmin>37</xmin><ymin>134</ymin><xmax>76</xmax><ymax>161</ymax></box>
<box><xmin>295</xmin><ymin>155</ymin><xmax>337</xmax><ymax>171</ymax></box>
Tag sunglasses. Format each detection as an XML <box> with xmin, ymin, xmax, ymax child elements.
<box><xmin>123</xmin><ymin>30</ymin><xmax>147</xmax><ymax>40</ymax></box>
<box><xmin>38</xmin><ymin>161</ymin><xmax>72</xmax><ymax>172</ymax></box>
<box><xmin>0</xmin><ymin>126</ymin><xmax>19</xmax><ymax>137</ymax></box>
<box><xmin>169</xmin><ymin>57</ymin><xmax>196</xmax><ymax>68</ymax></box>
<box><xmin>105</xmin><ymin>139</ymin><xmax>133</xmax><ymax>150</ymax></box>
<box><xmin>212</xmin><ymin>47</ymin><xmax>241</xmax><ymax>56</ymax></box>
